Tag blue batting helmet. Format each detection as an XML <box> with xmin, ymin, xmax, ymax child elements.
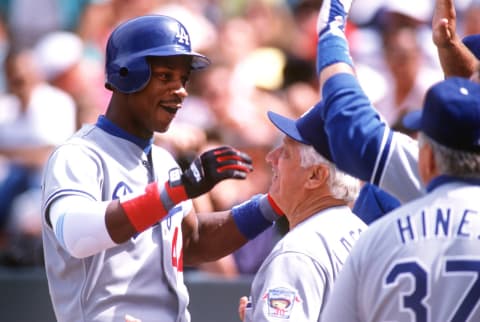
<box><xmin>105</xmin><ymin>15</ymin><xmax>211</xmax><ymax>93</ymax></box>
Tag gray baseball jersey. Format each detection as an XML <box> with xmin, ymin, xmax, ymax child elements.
<box><xmin>41</xmin><ymin>116</ymin><xmax>192</xmax><ymax>322</ymax></box>
<box><xmin>243</xmin><ymin>205</ymin><xmax>368</xmax><ymax>321</ymax></box>
<box><xmin>321</xmin><ymin>179</ymin><xmax>480</xmax><ymax>322</ymax></box>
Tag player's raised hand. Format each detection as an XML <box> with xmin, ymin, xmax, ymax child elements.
<box><xmin>315</xmin><ymin>0</ymin><xmax>355</xmax><ymax>74</ymax></box>
<box><xmin>181</xmin><ymin>146</ymin><xmax>253</xmax><ymax>199</ymax></box>
<box><xmin>432</xmin><ymin>0</ymin><xmax>457</xmax><ymax>48</ymax></box>
<box><xmin>316</xmin><ymin>0</ymin><xmax>353</xmax><ymax>36</ymax></box>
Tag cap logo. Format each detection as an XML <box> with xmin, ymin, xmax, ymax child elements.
<box><xmin>460</xmin><ymin>87</ymin><xmax>469</xmax><ymax>95</ymax></box>
<box><xmin>176</xmin><ymin>26</ymin><xmax>190</xmax><ymax>46</ymax></box>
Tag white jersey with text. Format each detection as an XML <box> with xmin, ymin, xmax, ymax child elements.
<box><xmin>244</xmin><ymin>206</ymin><xmax>367</xmax><ymax>321</ymax></box>
<box><xmin>321</xmin><ymin>179</ymin><xmax>480</xmax><ymax>322</ymax></box>
<box><xmin>41</xmin><ymin>118</ymin><xmax>192</xmax><ymax>322</ymax></box>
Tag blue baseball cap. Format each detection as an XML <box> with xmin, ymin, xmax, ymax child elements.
<box><xmin>462</xmin><ymin>34</ymin><xmax>480</xmax><ymax>60</ymax></box>
<box><xmin>403</xmin><ymin>77</ymin><xmax>480</xmax><ymax>152</ymax></box>
<box><xmin>267</xmin><ymin>101</ymin><xmax>333</xmax><ymax>161</ymax></box>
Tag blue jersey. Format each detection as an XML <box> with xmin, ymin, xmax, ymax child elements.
<box><xmin>320</xmin><ymin>73</ymin><xmax>423</xmax><ymax>204</ymax></box>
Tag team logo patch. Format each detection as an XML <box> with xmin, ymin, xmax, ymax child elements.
<box><xmin>112</xmin><ymin>181</ymin><xmax>133</xmax><ymax>199</ymax></box>
<box><xmin>175</xmin><ymin>26</ymin><xmax>190</xmax><ymax>46</ymax></box>
<box><xmin>262</xmin><ymin>286</ymin><xmax>301</xmax><ymax>319</ymax></box>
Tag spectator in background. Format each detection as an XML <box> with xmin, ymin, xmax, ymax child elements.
<box><xmin>0</xmin><ymin>16</ymin><xmax>8</xmax><ymax>92</ymax></box>
<box><xmin>33</xmin><ymin>31</ymin><xmax>107</xmax><ymax>129</ymax></box>
<box><xmin>461</xmin><ymin>0</ymin><xmax>480</xmax><ymax>36</ymax></box>
<box><xmin>76</xmin><ymin>0</ymin><xmax>165</xmax><ymax>61</ymax></box>
<box><xmin>377</xmin><ymin>26</ymin><xmax>442</xmax><ymax>132</ymax></box>
<box><xmin>0</xmin><ymin>0</ymin><xmax>92</xmax><ymax>51</ymax></box>
<box><xmin>352</xmin><ymin>0</ymin><xmax>443</xmax><ymax>131</ymax></box>
<box><xmin>279</xmin><ymin>0</ymin><xmax>320</xmax><ymax>116</ymax></box>
<box><xmin>0</xmin><ymin>49</ymin><xmax>76</xmax><ymax>265</ymax></box>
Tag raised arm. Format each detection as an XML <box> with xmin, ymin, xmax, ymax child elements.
<box><xmin>432</xmin><ymin>0</ymin><xmax>478</xmax><ymax>77</ymax></box>
<box><xmin>314</xmin><ymin>0</ymin><xmax>423</xmax><ymax>203</ymax></box>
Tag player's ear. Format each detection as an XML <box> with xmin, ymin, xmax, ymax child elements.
<box><xmin>306</xmin><ymin>164</ymin><xmax>328</xmax><ymax>189</ymax></box>
<box><xmin>419</xmin><ymin>140</ymin><xmax>438</xmax><ymax>183</ymax></box>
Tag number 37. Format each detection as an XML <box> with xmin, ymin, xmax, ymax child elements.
<box><xmin>385</xmin><ymin>259</ymin><xmax>480</xmax><ymax>322</ymax></box>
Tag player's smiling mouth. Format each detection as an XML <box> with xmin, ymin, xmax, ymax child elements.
<box><xmin>160</xmin><ymin>105</ymin><xmax>179</xmax><ymax>114</ymax></box>
<box><xmin>164</xmin><ymin>107</ymin><xmax>177</xmax><ymax>114</ymax></box>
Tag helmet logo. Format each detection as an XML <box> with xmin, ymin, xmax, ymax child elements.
<box><xmin>176</xmin><ymin>26</ymin><xmax>190</xmax><ymax>46</ymax></box>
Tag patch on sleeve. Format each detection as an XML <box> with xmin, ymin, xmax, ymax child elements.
<box><xmin>262</xmin><ymin>286</ymin><xmax>302</xmax><ymax>319</ymax></box>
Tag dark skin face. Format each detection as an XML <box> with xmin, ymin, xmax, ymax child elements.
<box><xmin>105</xmin><ymin>55</ymin><xmax>192</xmax><ymax>139</ymax></box>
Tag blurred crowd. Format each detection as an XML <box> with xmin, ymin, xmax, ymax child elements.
<box><xmin>0</xmin><ymin>0</ymin><xmax>478</xmax><ymax>274</ymax></box>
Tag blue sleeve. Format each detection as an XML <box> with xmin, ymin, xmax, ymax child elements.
<box><xmin>321</xmin><ymin>73</ymin><xmax>393</xmax><ymax>183</ymax></box>
<box><xmin>352</xmin><ymin>183</ymin><xmax>401</xmax><ymax>225</ymax></box>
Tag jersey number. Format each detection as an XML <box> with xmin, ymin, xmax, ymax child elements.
<box><xmin>385</xmin><ymin>259</ymin><xmax>480</xmax><ymax>322</ymax></box>
<box><xmin>171</xmin><ymin>227</ymin><xmax>183</xmax><ymax>272</ymax></box>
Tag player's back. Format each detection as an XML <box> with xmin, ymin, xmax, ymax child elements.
<box><xmin>346</xmin><ymin>180</ymin><xmax>480</xmax><ymax>322</ymax></box>
<box><xmin>358</xmin><ymin>183</ymin><xmax>480</xmax><ymax>322</ymax></box>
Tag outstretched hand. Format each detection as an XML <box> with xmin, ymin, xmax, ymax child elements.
<box><xmin>182</xmin><ymin>146</ymin><xmax>253</xmax><ymax>199</ymax></box>
<box><xmin>315</xmin><ymin>0</ymin><xmax>355</xmax><ymax>75</ymax></box>
<box><xmin>432</xmin><ymin>0</ymin><xmax>457</xmax><ymax>48</ymax></box>
<box><xmin>316</xmin><ymin>0</ymin><xmax>352</xmax><ymax>36</ymax></box>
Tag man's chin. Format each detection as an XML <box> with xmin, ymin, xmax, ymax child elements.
<box><xmin>155</xmin><ymin>123</ymin><xmax>171</xmax><ymax>134</ymax></box>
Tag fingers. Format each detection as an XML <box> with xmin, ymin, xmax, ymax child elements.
<box><xmin>217</xmin><ymin>169</ymin><xmax>249</xmax><ymax>180</ymax></box>
<box><xmin>317</xmin><ymin>0</ymin><xmax>352</xmax><ymax>35</ymax></box>
<box><xmin>214</xmin><ymin>167</ymin><xmax>251</xmax><ymax>180</ymax></box>
<box><xmin>432</xmin><ymin>0</ymin><xmax>456</xmax><ymax>46</ymax></box>
<box><xmin>206</xmin><ymin>146</ymin><xmax>254</xmax><ymax>174</ymax></box>
<box><xmin>238</xmin><ymin>296</ymin><xmax>249</xmax><ymax>321</ymax></box>
<box><xmin>211</xmin><ymin>146</ymin><xmax>253</xmax><ymax>165</ymax></box>
<box><xmin>432</xmin><ymin>17</ymin><xmax>455</xmax><ymax>48</ymax></box>
<box><xmin>216</xmin><ymin>153</ymin><xmax>253</xmax><ymax>165</ymax></box>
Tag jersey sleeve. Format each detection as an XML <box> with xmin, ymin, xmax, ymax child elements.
<box><xmin>42</xmin><ymin>143</ymin><xmax>103</xmax><ymax>207</ymax></box>
<box><xmin>247</xmin><ymin>253</ymin><xmax>326</xmax><ymax>322</ymax></box>
<box><xmin>321</xmin><ymin>73</ymin><xmax>423</xmax><ymax>203</ymax></box>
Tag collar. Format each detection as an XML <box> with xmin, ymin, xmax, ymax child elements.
<box><xmin>426</xmin><ymin>174</ymin><xmax>480</xmax><ymax>192</ymax></box>
<box><xmin>96</xmin><ymin>115</ymin><xmax>153</xmax><ymax>153</ymax></box>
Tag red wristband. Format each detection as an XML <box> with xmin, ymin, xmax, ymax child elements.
<box><xmin>164</xmin><ymin>181</ymin><xmax>188</xmax><ymax>205</ymax></box>
<box><xmin>267</xmin><ymin>194</ymin><xmax>284</xmax><ymax>216</ymax></box>
<box><xmin>121</xmin><ymin>183</ymin><xmax>168</xmax><ymax>232</ymax></box>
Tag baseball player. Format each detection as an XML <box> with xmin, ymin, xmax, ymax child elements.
<box><xmin>321</xmin><ymin>76</ymin><xmax>480</xmax><ymax>322</ymax></box>
<box><xmin>41</xmin><ymin>15</ymin><xmax>283</xmax><ymax>322</ymax></box>
<box><xmin>311</xmin><ymin>0</ymin><xmax>480</xmax><ymax>207</ymax></box>
<box><xmin>238</xmin><ymin>103</ymin><xmax>368</xmax><ymax>321</ymax></box>
<box><xmin>315</xmin><ymin>1</ymin><xmax>480</xmax><ymax>320</ymax></box>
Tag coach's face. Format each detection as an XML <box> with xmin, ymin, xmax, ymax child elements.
<box><xmin>266</xmin><ymin>136</ymin><xmax>310</xmax><ymax>214</ymax></box>
<box><xmin>126</xmin><ymin>56</ymin><xmax>192</xmax><ymax>138</ymax></box>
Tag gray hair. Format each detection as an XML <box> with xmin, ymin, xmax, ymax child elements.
<box><xmin>418</xmin><ymin>133</ymin><xmax>480</xmax><ymax>178</ymax></box>
<box><xmin>298</xmin><ymin>144</ymin><xmax>360</xmax><ymax>203</ymax></box>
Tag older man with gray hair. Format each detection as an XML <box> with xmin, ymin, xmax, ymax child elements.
<box><xmin>237</xmin><ymin>101</ymin><xmax>368</xmax><ymax>321</ymax></box>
